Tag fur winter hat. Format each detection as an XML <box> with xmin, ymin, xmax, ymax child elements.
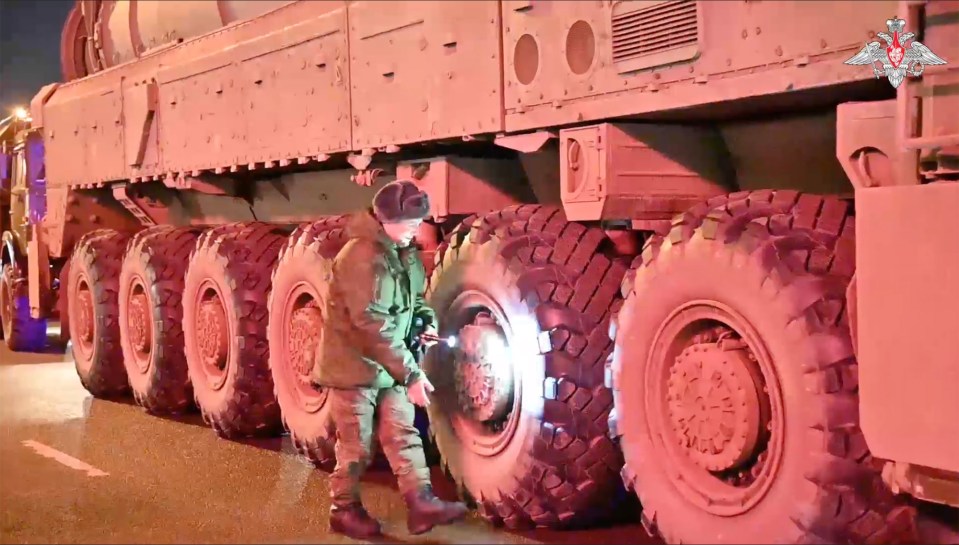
<box><xmin>372</xmin><ymin>179</ymin><xmax>431</xmax><ymax>223</ymax></box>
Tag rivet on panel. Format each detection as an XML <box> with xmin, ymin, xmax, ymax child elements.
<box><xmin>775</xmin><ymin>46</ymin><xmax>783</xmax><ymax>57</ymax></box>
<box><xmin>741</xmin><ymin>29</ymin><xmax>748</xmax><ymax>39</ymax></box>
<box><xmin>755</xmin><ymin>27</ymin><xmax>761</xmax><ymax>35</ymax></box>
<box><xmin>820</xmin><ymin>39</ymin><xmax>828</xmax><ymax>49</ymax></box>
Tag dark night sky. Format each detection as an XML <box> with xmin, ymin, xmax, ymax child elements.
<box><xmin>0</xmin><ymin>0</ymin><xmax>75</xmax><ymax>113</ymax></box>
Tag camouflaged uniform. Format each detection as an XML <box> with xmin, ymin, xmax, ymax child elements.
<box><xmin>312</xmin><ymin>209</ymin><xmax>435</xmax><ymax>507</ymax></box>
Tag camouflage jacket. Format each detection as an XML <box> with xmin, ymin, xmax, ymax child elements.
<box><xmin>311</xmin><ymin>210</ymin><xmax>436</xmax><ymax>389</ymax></box>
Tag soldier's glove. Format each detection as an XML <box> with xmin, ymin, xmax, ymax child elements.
<box><xmin>407</xmin><ymin>376</ymin><xmax>435</xmax><ymax>408</ymax></box>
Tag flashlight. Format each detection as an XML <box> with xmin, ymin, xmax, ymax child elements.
<box><xmin>419</xmin><ymin>333</ymin><xmax>456</xmax><ymax>347</ymax></box>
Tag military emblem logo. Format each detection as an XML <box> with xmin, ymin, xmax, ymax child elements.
<box><xmin>844</xmin><ymin>17</ymin><xmax>947</xmax><ymax>89</ymax></box>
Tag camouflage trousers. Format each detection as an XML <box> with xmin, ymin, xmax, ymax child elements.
<box><xmin>328</xmin><ymin>385</ymin><xmax>431</xmax><ymax>507</ymax></box>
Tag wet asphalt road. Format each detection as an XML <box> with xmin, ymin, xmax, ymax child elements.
<box><xmin>0</xmin><ymin>331</ymin><xmax>655</xmax><ymax>545</ymax></box>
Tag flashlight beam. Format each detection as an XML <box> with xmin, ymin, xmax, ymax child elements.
<box><xmin>419</xmin><ymin>333</ymin><xmax>457</xmax><ymax>347</ymax></box>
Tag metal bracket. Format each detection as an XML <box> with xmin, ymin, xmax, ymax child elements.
<box><xmin>351</xmin><ymin>168</ymin><xmax>383</xmax><ymax>187</ymax></box>
<box><xmin>112</xmin><ymin>183</ymin><xmax>157</xmax><ymax>226</ymax></box>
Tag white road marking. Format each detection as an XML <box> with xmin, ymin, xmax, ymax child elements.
<box><xmin>21</xmin><ymin>439</ymin><xmax>109</xmax><ymax>477</ymax></box>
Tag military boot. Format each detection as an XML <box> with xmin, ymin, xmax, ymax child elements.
<box><xmin>403</xmin><ymin>485</ymin><xmax>469</xmax><ymax>535</ymax></box>
<box><xmin>329</xmin><ymin>503</ymin><xmax>382</xmax><ymax>539</ymax></box>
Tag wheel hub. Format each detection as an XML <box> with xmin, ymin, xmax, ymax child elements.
<box><xmin>667</xmin><ymin>337</ymin><xmax>765</xmax><ymax>473</ymax></box>
<box><xmin>289</xmin><ymin>304</ymin><xmax>322</xmax><ymax>385</ymax></box>
<box><xmin>197</xmin><ymin>293</ymin><xmax>228</xmax><ymax>370</ymax></box>
<box><xmin>128</xmin><ymin>290</ymin><xmax>151</xmax><ymax>355</ymax></box>
<box><xmin>76</xmin><ymin>284</ymin><xmax>95</xmax><ymax>344</ymax></box>
<box><xmin>452</xmin><ymin>312</ymin><xmax>514</xmax><ymax>423</ymax></box>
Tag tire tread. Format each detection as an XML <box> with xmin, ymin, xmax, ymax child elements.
<box><xmin>612</xmin><ymin>191</ymin><xmax>911</xmax><ymax>544</ymax></box>
<box><xmin>430</xmin><ymin>204</ymin><xmax>629</xmax><ymax>530</ymax></box>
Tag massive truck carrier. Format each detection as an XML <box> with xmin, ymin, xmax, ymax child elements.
<box><xmin>1</xmin><ymin>1</ymin><xmax>957</xmax><ymax>543</ymax></box>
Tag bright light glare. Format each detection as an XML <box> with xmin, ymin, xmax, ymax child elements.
<box><xmin>445</xmin><ymin>336</ymin><xmax>457</xmax><ymax>348</ymax></box>
<box><xmin>13</xmin><ymin>107</ymin><xmax>28</xmax><ymax>120</ymax></box>
<box><xmin>484</xmin><ymin>334</ymin><xmax>510</xmax><ymax>363</ymax></box>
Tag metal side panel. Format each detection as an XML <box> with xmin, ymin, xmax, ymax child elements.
<box><xmin>154</xmin><ymin>2</ymin><xmax>352</xmax><ymax>172</ymax></box>
<box><xmin>856</xmin><ymin>182</ymin><xmax>959</xmax><ymax>472</ymax></box>
<box><xmin>348</xmin><ymin>0</ymin><xmax>504</xmax><ymax>148</ymax></box>
<box><xmin>502</xmin><ymin>0</ymin><xmax>898</xmax><ymax>132</ymax></box>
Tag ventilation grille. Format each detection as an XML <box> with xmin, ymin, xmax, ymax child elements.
<box><xmin>612</xmin><ymin>1</ymin><xmax>698</xmax><ymax>64</ymax></box>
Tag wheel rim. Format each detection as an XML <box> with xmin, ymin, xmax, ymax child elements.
<box><xmin>646</xmin><ymin>300</ymin><xmax>784</xmax><ymax>516</ymax></box>
<box><xmin>281</xmin><ymin>282</ymin><xmax>327</xmax><ymax>413</ymax></box>
<box><xmin>195</xmin><ymin>280</ymin><xmax>230</xmax><ymax>390</ymax></box>
<box><xmin>71</xmin><ymin>271</ymin><xmax>96</xmax><ymax>367</ymax></box>
<box><xmin>0</xmin><ymin>267</ymin><xmax>12</xmax><ymax>337</ymax></box>
<box><xmin>440</xmin><ymin>289</ymin><xmax>522</xmax><ymax>458</ymax></box>
<box><xmin>125</xmin><ymin>275</ymin><xmax>153</xmax><ymax>373</ymax></box>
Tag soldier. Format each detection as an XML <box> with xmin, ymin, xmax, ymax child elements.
<box><xmin>312</xmin><ymin>179</ymin><xmax>468</xmax><ymax>539</ymax></box>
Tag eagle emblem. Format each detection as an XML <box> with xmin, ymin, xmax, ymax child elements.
<box><xmin>844</xmin><ymin>17</ymin><xmax>947</xmax><ymax>89</ymax></box>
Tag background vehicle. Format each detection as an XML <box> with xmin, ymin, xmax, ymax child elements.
<box><xmin>1</xmin><ymin>107</ymin><xmax>54</xmax><ymax>350</ymax></box>
<box><xmin>3</xmin><ymin>0</ymin><xmax>956</xmax><ymax>543</ymax></box>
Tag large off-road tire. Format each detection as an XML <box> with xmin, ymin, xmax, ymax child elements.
<box><xmin>424</xmin><ymin>205</ymin><xmax>629</xmax><ymax>530</ymax></box>
<box><xmin>1</xmin><ymin>262</ymin><xmax>47</xmax><ymax>351</ymax></box>
<box><xmin>183</xmin><ymin>222</ymin><xmax>286</xmax><ymax>438</ymax></box>
<box><xmin>53</xmin><ymin>259</ymin><xmax>71</xmax><ymax>348</ymax></box>
<box><xmin>610</xmin><ymin>191</ymin><xmax>908</xmax><ymax>544</ymax></box>
<box><xmin>267</xmin><ymin>216</ymin><xmax>348</xmax><ymax>469</ymax></box>
<box><xmin>119</xmin><ymin>225</ymin><xmax>201</xmax><ymax>414</ymax></box>
<box><xmin>68</xmin><ymin>229</ymin><xmax>133</xmax><ymax>397</ymax></box>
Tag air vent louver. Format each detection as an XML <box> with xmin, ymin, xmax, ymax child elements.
<box><xmin>612</xmin><ymin>1</ymin><xmax>698</xmax><ymax>69</ymax></box>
